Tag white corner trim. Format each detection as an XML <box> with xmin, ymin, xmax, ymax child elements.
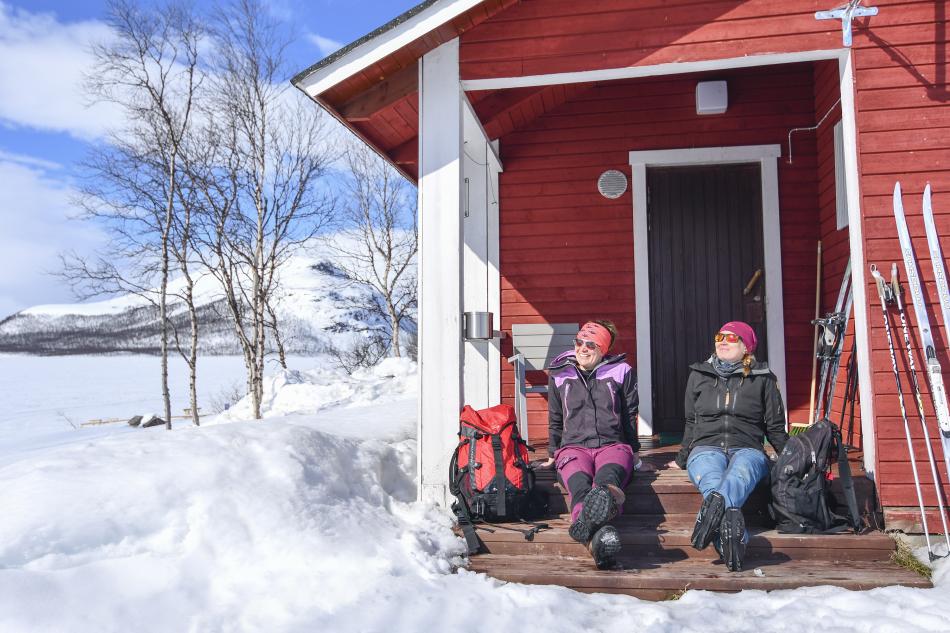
<box><xmin>838</xmin><ymin>51</ymin><xmax>876</xmax><ymax>478</ymax></box>
<box><xmin>630</xmin><ymin>145</ymin><xmax>787</xmax><ymax>436</ymax></box>
<box><xmin>461</xmin><ymin>50</ymin><xmax>844</xmax><ymax>91</ymax></box>
<box><xmin>298</xmin><ymin>0</ymin><xmax>484</xmax><ymax>98</ymax></box>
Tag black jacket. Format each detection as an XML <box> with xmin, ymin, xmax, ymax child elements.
<box><xmin>674</xmin><ymin>359</ymin><xmax>788</xmax><ymax>469</ymax></box>
<box><xmin>547</xmin><ymin>350</ymin><xmax>639</xmax><ymax>453</ymax></box>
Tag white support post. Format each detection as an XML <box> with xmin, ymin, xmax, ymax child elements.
<box><xmin>462</xmin><ymin>101</ymin><xmax>490</xmax><ymax>410</ymax></box>
<box><xmin>838</xmin><ymin>50</ymin><xmax>877</xmax><ymax>478</ymax></box>
<box><xmin>417</xmin><ymin>38</ymin><xmax>463</xmax><ymax>506</ymax></box>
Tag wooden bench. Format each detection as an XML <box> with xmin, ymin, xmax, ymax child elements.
<box><xmin>507</xmin><ymin>323</ymin><xmax>577</xmax><ymax>444</ymax></box>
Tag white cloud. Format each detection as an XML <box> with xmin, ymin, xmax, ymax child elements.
<box><xmin>0</xmin><ymin>158</ymin><xmax>106</xmax><ymax>317</ymax></box>
<box><xmin>0</xmin><ymin>3</ymin><xmax>119</xmax><ymax>141</ymax></box>
<box><xmin>307</xmin><ymin>32</ymin><xmax>343</xmax><ymax>57</ymax></box>
<box><xmin>0</xmin><ymin>148</ymin><xmax>61</xmax><ymax>170</ymax></box>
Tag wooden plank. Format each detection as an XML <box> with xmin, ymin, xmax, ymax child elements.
<box><xmin>340</xmin><ymin>63</ymin><xmax>419</xmax><ymax>122</ymax></box>
<box><xmin>511</xmin><ymin>323</ymin><xmax>579</xmax><ymax>335</ymax></box>
<box><xmin>466</xmin><ymin>555</ymin><xmax>931</xmax><ymax>593</ymax></box>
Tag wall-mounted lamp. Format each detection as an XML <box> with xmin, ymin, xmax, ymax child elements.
<box><xmin>696</xmin><ymin>81</ymin><xmax>728</xmax><ymax>115</ymax></box>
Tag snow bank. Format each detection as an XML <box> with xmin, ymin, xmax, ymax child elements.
<box><xmin>1</xmin><ymin>359</ymin><xmax>949</xmax><ymax>633</ymax></box>
<box><xmin>0</xmin><ymin>358</ymin><xmax>450</xmax><ymax>632</ymax></box>
<box><xmin>212</xmin><ymin>357</ymin><xmax>418</xmax><ymax>440</ymax></box>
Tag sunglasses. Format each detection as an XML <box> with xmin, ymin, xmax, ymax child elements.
<box><xmin>714</xmin><ymin>332</ymin><xmax>742</xmax><ymax>344</ymax></box>
<box><xmin>573</xmin><ymin>338</ymin><xmax>599</xmax><ymax>351</ymax></box>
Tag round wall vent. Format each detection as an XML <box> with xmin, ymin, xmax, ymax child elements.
<box><xmin>597</xmin><ymin>169</ymin><xmax>628</xmax><ymax>199</ymax></box>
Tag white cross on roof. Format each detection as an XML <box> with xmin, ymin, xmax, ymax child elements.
<box><xmin>815</xmin><ymin>0</ymin><xmax>879</xmax><ymax>47</ymax></box>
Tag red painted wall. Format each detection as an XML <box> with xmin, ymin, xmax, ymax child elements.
<box><xmin>466</xmin><ymin>0</ymin><xmax>950</xmax><ymax>520</ymax></box>
<box><xmin>495</xmin><ymin>64</ymin><xmax>821</xmax><ymax>447</ymax></box>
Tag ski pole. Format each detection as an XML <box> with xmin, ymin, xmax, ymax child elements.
<box><xmin>839</xmin><ymin>338</ymin><xmax>858</xmax><ymax>448</ymax></box>
<box><xmin>890</xmin><ymin>264</ymin><xmax>950</xmax><ymax>554</ymax></box>
<box><xmin>870</xmin><ymin>264</ymin><xmax>935</xmax><ymax>558</ymax></box>
<box><xmin>809</xmin><ymin>240</ymin><xmax>822</xmax><ymax>425</ymax></box>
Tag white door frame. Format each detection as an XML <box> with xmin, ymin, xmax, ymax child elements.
<box><xmin>628</xmin><ymin>145</ymin><xmax>786</xmax><ymax>438</ymax></box>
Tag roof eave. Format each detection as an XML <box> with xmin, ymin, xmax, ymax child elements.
<box><xmin>291</xmin><ymin>0</ymin><xmax>486</xmax><ymax>99</ymax></box>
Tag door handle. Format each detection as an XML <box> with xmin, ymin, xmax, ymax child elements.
<box><xmin>743</xmin><ymin>269</ymin><xmax>763</xmax><ymax>296</ymax></box>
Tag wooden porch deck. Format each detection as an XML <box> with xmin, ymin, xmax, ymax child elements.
<box><xmin>464</xmin><ymin>447</ymin><xmax>931</xmax><ymax>599</ymax></box>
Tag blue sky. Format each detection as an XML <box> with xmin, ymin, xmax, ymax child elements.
<box><xmin>0</xmin><ymin>0</ymin><xmax>419</xmax><ymax>317</ymax></box>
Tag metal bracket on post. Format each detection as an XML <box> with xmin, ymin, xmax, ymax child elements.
<box><xmin>815</xmin><ymin>0</ymin><xmax>878</xmax><ymax>47</ymax></box>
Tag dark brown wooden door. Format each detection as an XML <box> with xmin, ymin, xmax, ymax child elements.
<box><xmin>647</xmin><ymin>164</ymin><xmax>768</xmax><ymax>435</ymax></box>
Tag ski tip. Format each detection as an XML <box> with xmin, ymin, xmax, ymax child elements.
<box><xmin>894</xmin><ymin>181</ymin><xmax>902</xmax><ymax>195</ymax></box>
<box><xmin>924</xmin><ymin>182</ymin><xmax>931</xmax><ymax>196</ymax></box>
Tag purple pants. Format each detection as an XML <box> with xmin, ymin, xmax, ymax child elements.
<box><xmin>554</xmin><ymin>443</ymin><xmax>635</xmax><ymax>522</ymax></box>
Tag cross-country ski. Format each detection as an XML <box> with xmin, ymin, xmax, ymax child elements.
<box><xmin>893</xmin><ymin>182</ymin><xmax>950</xmax><ymax>482</ymax></box>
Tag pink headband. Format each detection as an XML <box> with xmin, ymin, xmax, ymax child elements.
<box><xmin>577</xmin><ymin>322</ymin><xmax>611</xmax><ymax>353</ymax></box>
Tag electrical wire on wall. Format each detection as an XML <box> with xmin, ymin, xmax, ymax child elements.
<box><xmin>787</xmin><ymin>97</ymin><xmax>841</xmax><ymax>164</ymax></box>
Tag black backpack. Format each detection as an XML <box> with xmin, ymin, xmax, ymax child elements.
<box><xmin>770</xmin><ymin>418</ymin><xmax>862</xmax><ymax>533</ymax></box>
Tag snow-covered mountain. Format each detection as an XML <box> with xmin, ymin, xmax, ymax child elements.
<box><xmin>0</xmin><ymin>243</ymin><xmax>391</xmax><ymax>355</ymax></box>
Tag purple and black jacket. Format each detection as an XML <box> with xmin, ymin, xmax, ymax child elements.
<box><xmin>547</xmin><ymin>350</ymin><xmax>640</xmax><ymax>454</ymax></box>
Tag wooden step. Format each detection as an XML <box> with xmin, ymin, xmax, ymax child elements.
<box><xmin>535</xmin><ymin>469</ymin><xmax>774</xmax><ymax>521</ymax></box>
<box><xmin>473</xmin><ymin>516</ymin><xmax>898</xmax><ymax>561</ymax></box>
<box><xmin>534</xmin><ymin>455</ymin><xmax>878</xmax><ymax>524</ymax></box>
<box><xmin>466</xmin><ymin>553</ymin><xmax>931</xmax><ymax>600</ymax></box>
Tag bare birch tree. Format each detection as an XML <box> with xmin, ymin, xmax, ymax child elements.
<box><xmin>189</xmin><ymin>0</ymin><xmax>334</xmax><ymax>419</ymax></box>
<box><xmin>65</xmin><ymin>0</ymin><xmax>204</xmax><ymax>429</ymax></box>
<box><xmin>323</xmin><ymin>143</ymin><xmax>418</xmax><ymax>358</ymax></box>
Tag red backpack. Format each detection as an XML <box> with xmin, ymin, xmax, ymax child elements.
<box><xmin>449</xmin><ymin>404</ymin><xmax>543</xmax><ymax>553</ymax></box>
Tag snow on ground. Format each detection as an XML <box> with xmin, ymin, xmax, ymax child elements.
<box><xmin>0</xmin><ymin>355</ymin><xmax>949</xmax><ymax>632</ymax></box>
<box><xmin>0</xmin><ymin>354</ymin><xmax>292</xmax><ymax>461</ymax></box>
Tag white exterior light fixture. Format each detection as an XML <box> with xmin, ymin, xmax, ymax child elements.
<box><xmin>696</xmin><ymin>80</ymin><xmax>728</xmax><ymax>115</ymax></box>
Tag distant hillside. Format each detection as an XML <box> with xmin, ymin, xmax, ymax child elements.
<box><xmin>0</xmin><ymin>245</ymin><xmax>391</xmax><ymax>355</ymax></box>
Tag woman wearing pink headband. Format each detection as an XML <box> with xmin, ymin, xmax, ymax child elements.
<box><xmin>669</xmin><ymin>320</ymin><xmax>788</xmax><ymax>572</ymax></box>
<box><xmin>542</xmin><ymin>319</ymin><xmax>654</xmax><ymax>569</ymax></box>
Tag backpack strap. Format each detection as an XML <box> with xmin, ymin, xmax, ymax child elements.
<box><xmin>449</xmin><ymin>444</ymin><xmax>481</xmax><ymax>555</ymax></box>
<box><xmin>453</xmin><ymin>496</ymin><xmax>482</xmax><ymax>555</ymax></box>
<box><xmin>490</xmin><ymin>433</ymin><xmax>507</xmax><ymax>517</ymax></box>
<box><xmin>833</xmin><ymin>423</ymin><xmax>863</xmax><ymax>531</ymax></box>
<box><xmin>479</xmin><ymin>520</ymin><xmax>551</xmax><ymax>541</ymax></box>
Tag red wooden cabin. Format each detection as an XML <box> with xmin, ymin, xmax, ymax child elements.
<box><xmin>293</xmin><ymin>0</ymin><xmax>950</xmax><ymax>541</ymax></box>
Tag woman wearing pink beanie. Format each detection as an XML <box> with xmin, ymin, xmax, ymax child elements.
<box><xmin>670</xmin><ymin>321</ymin><xmax>788</xmax><ymax>572</ymax></box>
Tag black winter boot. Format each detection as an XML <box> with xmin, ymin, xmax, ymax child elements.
<box><xmin>568</xmin><ymin>484</ymin><xmax>622</xmax><ymax>544</ymax></box>
<box><xmin>719</xmin><ymin>507</ymin><xmax>746</xmax><ymax>572</ymax></box>
<box><xmin>691</xmin><ymin>491</ymin><xmax>725</xmax><ymax>550</ymax></box>
<box><xmin>588</xmin><ymin>525</ymin><xmax>622</xmax><ymax>569</ymax></box>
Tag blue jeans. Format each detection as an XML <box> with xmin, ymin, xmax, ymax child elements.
<box><xmin>686</xmin><ymin>447</ymin><xmax>770</xmax><ymax>543</ymax></box>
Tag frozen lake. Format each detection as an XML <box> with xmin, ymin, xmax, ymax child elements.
<box><xmin>0</xmin><ymin>354</ymin><xmax>325</xmax><ymax>459</ymax></box>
